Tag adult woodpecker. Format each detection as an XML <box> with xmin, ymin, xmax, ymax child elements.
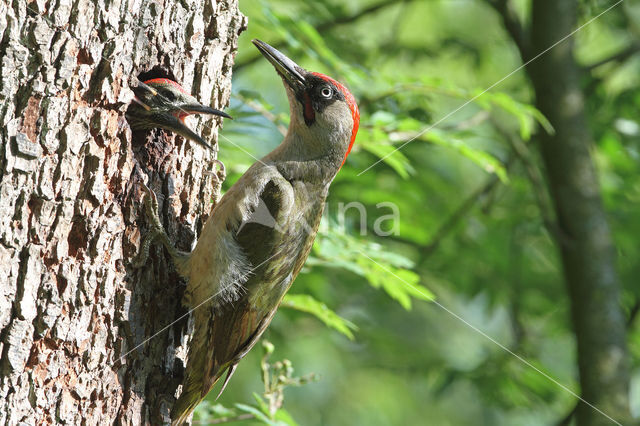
<box><xmin>136</xmin><ymin>40</ymin><xmax>359</xmax><ymax>425</ymax></box>
<box><xmin>126</xmin><ymin>78</ymin><xmax>231</xmax><ymax>150</ymax></box>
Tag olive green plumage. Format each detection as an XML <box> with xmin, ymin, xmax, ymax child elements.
<box><xmin>128</xmin><ymin>40</ymin><xmax>359</xmax><ymax>425</ymax></box>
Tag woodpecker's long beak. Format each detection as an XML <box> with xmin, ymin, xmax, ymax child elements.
<box><xmin>252</xmin><ymin>39</ymin><xmax>306</xmax><ymax>93</ymax></box>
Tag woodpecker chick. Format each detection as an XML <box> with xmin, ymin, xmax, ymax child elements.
<box><xmin>138</xmin><ymin>41</ymin><xmax>359</xmax><ymax>424</ymax></box>
<box><xmin>126</xmin><ymin>78</ymin><xmax>231</xmax><ymax>150</ymax></box>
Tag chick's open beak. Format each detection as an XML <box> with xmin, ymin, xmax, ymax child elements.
<box><xmin>128</xmin><ymin>79</ymin><xmax>232</xmax><ymax>150</ymax></box>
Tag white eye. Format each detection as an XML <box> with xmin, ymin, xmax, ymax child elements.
<box><xmin>320</xmin><ymin>87</ymin><xmax>332</xmax><ymax>98</ymax></box>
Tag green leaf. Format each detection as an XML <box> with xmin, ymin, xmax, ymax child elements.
<box><xmin>356</xmin><ymin>258</ymin><xmax>434</xmax><ymax>310</ymax></box>
<box><xmin>281</xmin><ymin>294</ymin><xmax>357</xmax><ymax>340</ymax></box>
<box><xmin>252</xmin><ymin>392</ymin><xmax>272</xmax><ymax>417</ymax></box>
<box><xmin>310</xmin><ymin>232</ymin><xmax>435</xmax><ymax>310</ymax></box>
<box><xmin>274</xmin><ymin>408</ymin><xmax>299</xmax><ymax>426</ymax></box>
<box><xmin>423</xmin><ymin>130</ymin><xmax>509</xmax><ymax>183</ymax></box>
<box><xmin>235</xmin><ymin>403</ymin><xmax>280</xmax><ymax>425</ymax></box>
<box><xmin>360</xmin><ymin>141</ymin><xmax>414</xmax><ymax>179</ymax></box>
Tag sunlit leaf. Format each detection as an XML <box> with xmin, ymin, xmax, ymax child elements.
<box><xmin>274</xmin><ymin>408</ymin><xmax>299</xmax><ymax>426</ymax></box>
<box><xmin>310</xmin><ymin>232</ymin><xmax>434</xmax><ymax>310</ymax></box>
<box><xmin>282</xmin><ymin>294</ymin><xmax>357</xmax><ymax>340</ymax></box>
<box><xmin>359</xmin><ymin>142</ymin><xmax>414</xmax><ymax>179</ymax></box>
<box><xmin>356</xmin><ymin>257</ymin><xmax>434</xmax><ymax>310</ymax></box>
<box><xmin>422</xmin><ymin>130</ymin><xmax>509</xmax><ymax>182</ymax></box>
<box><xmin>235</xmin><ymin>403</ymin><xmax>281</xmax><ymax>426</ymax></box>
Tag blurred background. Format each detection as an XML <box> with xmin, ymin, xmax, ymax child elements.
<box><xmin>194</xmin><ymin>1</ymin><xmax>640</xmax><ymax>425</ymax></box>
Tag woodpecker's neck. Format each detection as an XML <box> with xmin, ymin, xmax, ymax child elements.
<box><xmin>265</xmin><ymin>127</ymin><xmax>346</xmax><ymax>185</ymax></box>
<box><xmin>265</xmin><ymin>84</ymin><xmax>354</xmax><ymax>184</ymax></box>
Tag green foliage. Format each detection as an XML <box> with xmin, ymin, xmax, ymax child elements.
<box><xmin>195</xmin><ymin>341</ymin><xmax>315</xmax><ymax>425</ymax></box>
<box><xmin>309</xmin><ymin>231</ymin><xmax>434</xmax><ymax>310</ymax></box>
<box><xmin>281</xmin><ymin>294</ymin><xmax>357</xmax><ymax>340</ymax></box>
<box><xmin>199</xmin><ymin>0</ymin><xmax>640</xmax><ymax>424</ymax></box>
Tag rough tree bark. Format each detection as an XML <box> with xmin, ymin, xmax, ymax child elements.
<box><xmin>0</xmin><ymin>0</ymin><xmax>246</xmax><ymax>424</ymax></box>
<box><xmin>490</xmin><ymin>1</ymin><xmax>632</xmax><ymax>424</ymax></box>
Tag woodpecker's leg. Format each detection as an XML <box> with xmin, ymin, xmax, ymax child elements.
<box><xmin>204</xmin><ymin>159</ymin><xmax>226</xmax><ymax>204</ymax></box>
<box><xmin>133</xmin><ymin>182</ymin><xmax>188</xmax><ymax>268</ymax></box>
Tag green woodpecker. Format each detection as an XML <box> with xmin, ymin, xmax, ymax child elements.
<box><xmin>131</xmin><ymin>40</ymin><xmax>359</xmax><ymax>425</ymax></box>
<box><xmin>127</xmin><ymin>77</ymin><xmax>231</xmax><ymax>150</ymax></box>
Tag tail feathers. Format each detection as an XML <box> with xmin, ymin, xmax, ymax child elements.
<box><xmin>171</xmin><ymin>366</ymin><xmax>226</xmax><ymax>426</ymax></box>
<box><xmin>171</xmin><ymin>395</ymin><xmax>200</xmax><ymax>426</ymax></box>
<box><xmin>215</xmin><ymin>364</ymin><xmax>237</xmax><ymax>400</ymax></box>
<box><xmin>171</xmin><ymin>302</ymin><xmax>220</xmax><ymax>425</ymax></box>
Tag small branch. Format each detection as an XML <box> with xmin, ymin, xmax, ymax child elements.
<box><xmin>584</xmin><ymin>43</ymin><xmax>640</xmax><ymax>72</ymax></box>
<box><xmin>627</xmin><ymin>297</ymin><xmax>640</xmax><ymax>328</ymax></box>
<box><xmin>384</xmin><ymin>170</ymin><xmax>504</xmax><ymax>253</ymax></box>
<box><xmin>315</xmin><ymin>0</ymin><xmax>404</xmax><ymax>29</ymax></box>
<box><xmin>490</xmin><ymin>119</ymin><xmax>566</xmax><ymax>244</ymax></box>
<box><xmin>194</xmin><ymin>413</ymin><xmax>255</xmax><ymax>424</ymax></box>
<box><xmin>233</xmin><ymin>93</ymin><xmax>288</xmax><ymax>136</ymax></box>
<box><xmin>382</xmin><ymin>156</ymin><xmax>519</xmax><ymax>256</ymax></box>
<box><xmin>422</xmin><ymin>176</ymin><xmax>501</xmax><ymax>257</ymax></box>
<box><xmin>485</xmin><ymin>0</ymin><xmax>532</xmax><ymax>61</ymax></box>
<box><xmin>234</xmin><ymin>0</ymin><xmax>413</xmax><ymax>72</ymax></box>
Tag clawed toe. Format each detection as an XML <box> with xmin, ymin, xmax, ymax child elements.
<box><xmin>203</xmin><ymin>159</ymin><xmax>226</xmax><ymax>181</ymax></box>
<box><xmin>133</xmin><ymin>182</ymin><xmax>171</xmax><ymax>267</ymax></box>
<box><xmin>133</xmin><ymin>182</ymin><xmax>188</xmax><ymax>269</ymax></box>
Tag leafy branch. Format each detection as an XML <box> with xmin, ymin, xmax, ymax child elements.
<box><xmin>193</xmin><ymin>341</ymin><xmax>317</xmax><ymax>425</ymax></box>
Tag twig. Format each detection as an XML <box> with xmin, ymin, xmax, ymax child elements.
<box><xmin>485</xmin><ymin>0</ymin><xmax>532</xmax><ymax>61</ymax></box>
<box><xmin>584</xmin><ymin>43</ymin><xmax>640</xmax><ymax>71</ymax></box>
<box><xmin>626</xmin><ymin>296</ymin><xmax>640</xmax><ymax>328</ymax></box>
<box><xmin>235</xmin><ymin>0</ymin><xmax>414</xmax><ymax>72</ymax></box>
<box><xmin>490</xmin><ymin>118</ymin><xmax>566</xmax><ymax>244</ymax></box>
<box><xmin>384</xmin><ymin>169</ymin><xmax>505</xmax><ymax>254</ymax></box>
<box><xmin>233</xmin><ymin>93</ymin><xmax>288</xmax><ymax>136</ymax></box>
<box><xmin>421</xmin><ymin>173</ymin><xmax>503</xmax><ymax>258</ymax></box>
<box><xmin>193</xmin><ymin>413</ymin><xmax>255</xmax><ymax>424</ymax></box>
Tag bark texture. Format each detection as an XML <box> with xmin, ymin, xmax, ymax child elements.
<box><xmin>0</xmin><ymin>0</ymin><xmax>246</xmax><ymax>424</ymax></box>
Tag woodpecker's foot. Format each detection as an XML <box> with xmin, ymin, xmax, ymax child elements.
<box><xmin>133</xmin><ymin>183</ymin><xmax>186</xmax><ymax>268</ymax></box>
<box><xmin>203</xmin><ymin>159</ymin><xmax>226</xmax><ymax>181</ymax></box>
<box><xmin>213</xmin><ymin>159</ymin><xmax>226</xmax><ymax>182</ymax></box>
<box><xmin>204</xmin><ymin>159</ymin><xmax>226</xmax><ymax>204</ymax></box>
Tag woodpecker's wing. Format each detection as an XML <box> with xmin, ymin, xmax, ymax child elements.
<box><xmin>179</xmin><ymin>165</ymin><xmax>297</xmax><ymax>308</ymax></box>
<box><xmin>172</xmin><ymin>165</ymin><xmax>322</xmax><ymax>424</ymax></box>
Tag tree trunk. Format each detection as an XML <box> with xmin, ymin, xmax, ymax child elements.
<box><xmin>526</xmin><ymin>1</ymin><xmax>631</xmax><ymax>424</ymax></box>
<box><xmin>0</xmin><ymin>0</ymin><xmax>246</xmax><ymax>424</ymax></box>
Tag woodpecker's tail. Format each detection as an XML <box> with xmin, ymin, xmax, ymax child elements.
<box><xmin>170</xmin><ymin>304</ymin><xmax>232</xmax><ymax>425</ymax></box>
<box><xmin>171</xmin><ymin>371</ymin><xmax>221</xmax><ymax>425</ymax></box>
<box><xmin>171</xmin><ymin>363</ymin><xmax>236</xmax><ymax>425</ymax></box>
<box><xmin>171</xmin><ymin>397</ymin><xmax>200</xmax><ymax>426</ymax></box>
